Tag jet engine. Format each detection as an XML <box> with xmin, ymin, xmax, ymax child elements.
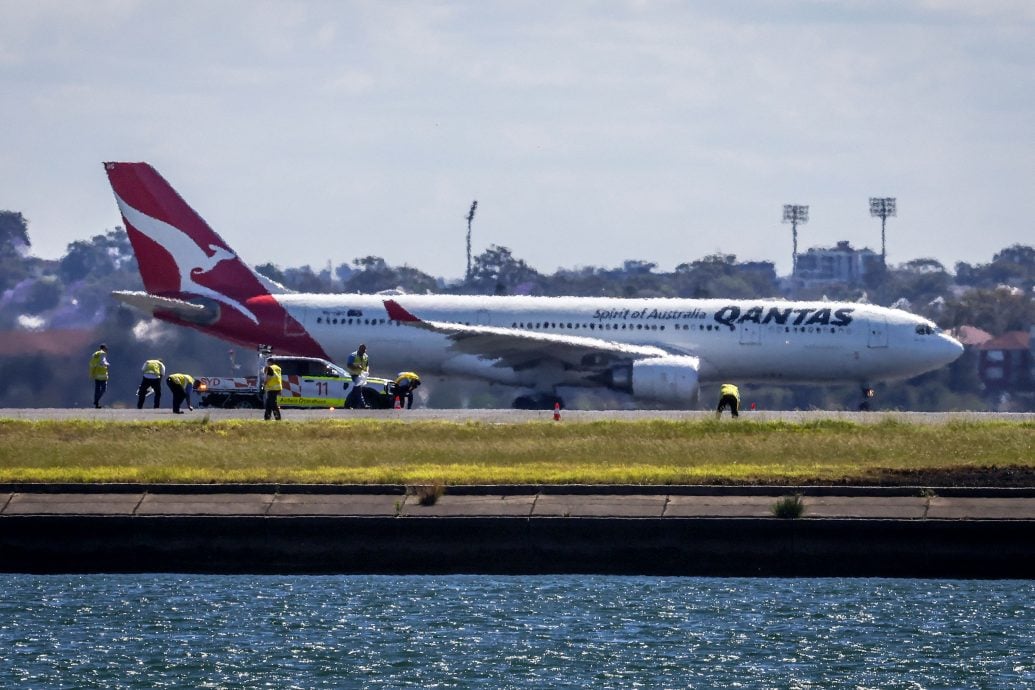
<box><xmin>609</xmin><ymin>356</ymin><xmax>701</xmax><ymax>405</ymax></box>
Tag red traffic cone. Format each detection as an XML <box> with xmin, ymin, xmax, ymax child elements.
<box><xmin>553</xmin><ymin>402</ymin><xmax>561</xmax><ymax>421</ymax></box>
<box><xmin>394</xmin><ymin>395</ymin><xmax>402</xmax><ymax>410</ymax></box>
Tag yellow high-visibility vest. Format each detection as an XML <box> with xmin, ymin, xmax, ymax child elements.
<box><xmin>142</xmin><ymin>359</ymin><xmax>163</xmax><ymax>377</ymax></box>
<box><xmin>346</xmin><ymin>351</ymin><xmax>369</xmax><ymax>376</ymax></box>
<box><xmin>89</xmin><ymin>350</ymin><xmax>109</xmax><ymax>381</ymax></box>
<box><xmin>168</xmin><ymin>373</ymin><xmax>194</xmax><ymax>388</ymax></box>
<box><xmin>719</xmin><ymin>384</ymin><xmax>740</xmax><ymax>401</ymax></box>
<box><xmin>265</xmin><ymin>364</ymin><xmax>283</xmax><ymax>392</ymax></box>
<box><xmin>395</xmin><ymin>371</ymin><xmax>420</xmax><ymax>385</ymax></box>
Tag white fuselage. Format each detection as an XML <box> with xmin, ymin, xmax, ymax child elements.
<box><xmin>271</xmin><ymin>294</ymin><xmax>963</xmax><ymax>388</ymax></box>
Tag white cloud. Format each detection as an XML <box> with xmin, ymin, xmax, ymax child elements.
<box><xmin>16</xmin><ymin>314</ymin><xmax>46</xmax><ymax>331</ymax></box>
<box><xmin>132</xmin><ymin>318</ymin><xmax>175</xmax><ymax>344</ymax></box>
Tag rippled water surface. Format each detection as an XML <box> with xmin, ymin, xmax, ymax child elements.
<box><xmin>2</xmin><ymin>575</ymin><xmax>1033</xmax><ymax>689</ymax></box>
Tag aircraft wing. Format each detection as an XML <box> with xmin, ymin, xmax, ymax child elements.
<box><xmin>383</xmin><ymin>299</ymin><xmax>673</xmax><ymax>371</ymax></box>
<box><xmin>112</xmin><ymin>290</ymin><xmax>217</xmax><ymax>322</ymax></box>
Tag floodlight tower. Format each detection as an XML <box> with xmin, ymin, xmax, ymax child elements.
<box><xmin>869</xmin><ymin>197</ymin><xmax>896</xmax><ymax>268</ymax></box>
<box><xmin>782</xmin><ymin>204</ymin><xmax>809</xmax><ymax>276</ymax></box>
<box><xmin>465</xmin><ymin>200</ymin><xmax>478</xmax><ymax>281</ymax></box>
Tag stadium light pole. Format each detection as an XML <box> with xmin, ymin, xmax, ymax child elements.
<box><xmin>465</xmin><ymin>200</ymin><xmax>478</xmax><ymax>281</ymax></box>
<box><xmin>869</xmin><ymin>197</ymin><xmax>896</xmax><ymax>268</ymax></box>
<box><xmin>782</xmin><ymin>204</ymin><xmax>809</xmax><ymax>276</ymax></box>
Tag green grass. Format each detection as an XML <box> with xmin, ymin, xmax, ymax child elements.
<box><xmin>1</xmin><ymin>418</ymin><xmax>1032</xmax><ymax>485</ymax></box>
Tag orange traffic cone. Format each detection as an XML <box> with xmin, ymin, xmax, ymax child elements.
<box><xmin>553</xmin><ymin>402</ymin><xmax>561</xmax><ymax>421</ymax></box>
<box><xmin>394</xmin><ymin>395</ymin><xmax>402</xmax><ymax>410</ymax></box>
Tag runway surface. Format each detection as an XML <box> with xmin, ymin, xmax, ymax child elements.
<box><xmin>2</xmin><ymin>408</ymin><xmax>1033</xmax><ymax>423</ymax></box>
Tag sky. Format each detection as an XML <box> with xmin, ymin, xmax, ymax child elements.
<box><xmin>1</xmin><ymin>0</ymin><xmax>1033</xmax><ymax>281</ymax></box>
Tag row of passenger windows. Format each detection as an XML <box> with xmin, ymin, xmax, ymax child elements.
<box><xmin>509</xmin><ymin>321</ymin><xmax>850</xmax><ymax>335</ymax></box>
<box><xmin>314</xmin><ymin>316</ymin><xmax>849</xmax><ymax>335</ymax></box>
<box><xmin>316</xmin><ymin>317</ymin><xmax>394</xmax><ymax>325</ymax></box>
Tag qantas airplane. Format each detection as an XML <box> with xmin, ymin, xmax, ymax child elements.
<box><xmin>104</xmin><ymin>162</ymin><xmax>963</xmax><ymax>408</ymax></box>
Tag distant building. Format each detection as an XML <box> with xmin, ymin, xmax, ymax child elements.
<box><xmin>952</xmin><ymin>325</ymin><xmax>994</xmax><ymax>349</ymax></box>
<box><xmin>977</xmin><ymin>328</ymin><xmax>1034</xmax><ymax>391</ymax></box>
<box><xmin>794</xmin><ymin>241</ymin><xmax>881</xmax><ymax>287</ymax></box>
<box><xmin>739</xmin><ymin>261</ymin><xmax>778</xmax><ymax>284</ymax></box>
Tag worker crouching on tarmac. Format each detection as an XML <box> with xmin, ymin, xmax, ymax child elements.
<box><xmin>716</xmin><ymin>383</ymin><xmax>740</xmax><ymax>419</ymax></box>
<box><xmin>264</xmin><ymin>363</ymin><xmax>282</xmax><ymax>421</ymax></box>
<box><xmin>391</xmin><ymin>371</ymin><xmax>421</xmax><ymax>409</ymax></box>
<box><xmin>137</xmin><ymin>358</ymin><xmax>165</xmax><ymax>409</ymax></box>
<box><xmin>166</xmin><ymin>373</ymin><xmax>195</xmax><ymax>414</ymax></box>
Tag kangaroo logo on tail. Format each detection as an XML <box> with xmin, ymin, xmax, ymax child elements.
<box><xmin>105</xmin><ymin>161</ymin><xmax>329</xmax><ymax>361</ymax></box>
<box><xmin>114</xmin><ymin>194</ymin><xmax>260</xmax><ymax>324</ymax></box>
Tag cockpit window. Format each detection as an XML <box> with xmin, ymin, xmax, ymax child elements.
<box><xmin>915</xmin><ymin>324</ymin><xmax>935</xmax><ymax>335</ymax></box>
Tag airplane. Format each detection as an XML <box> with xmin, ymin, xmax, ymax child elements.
<box><xmin>103</xmin><ymin>161</ymin><xmax>964</xmax><ymax>409</ymax></box>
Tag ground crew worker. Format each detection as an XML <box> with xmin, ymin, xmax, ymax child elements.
<box><xmin>716</xmin><ymin>383</ymin><xmax>740</xmax><ymax>419</ymax></box>
<box><xmin>137</xmin><ymin>358</ymin><xmax>165</xmax><ymax>409</ymax></box>
<box><xmin>345</xmin><ymin>343</ymin><xmax>369</xmax><ymax>409</ymax></box>
<box><xmin>392</xmin><ymin>371</ymin><xmax>421</xmax><ymax>409</ymax></box>
<box><xmin>89</xmin><ymin>344</ymin><xmax>110</xmax><ymax>408</ymax></box>
<box><xmin>165</xmin><ymin>373</ymin><xmax>195</xmax><ymax>414</ymax></box>
<box><xmin>263</xmin><ymin>363</ymin><xmax>282</xmax><ymax>421</ymax></box>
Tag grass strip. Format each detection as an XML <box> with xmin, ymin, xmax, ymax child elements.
<box><xmin>1</xmin><ymin>418</ymin><xmax>1032</xmax><ymax>485</ymax></box>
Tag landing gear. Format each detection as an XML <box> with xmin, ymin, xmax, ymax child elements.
<box><xmin>858</xmin><ymin>386</ymin><xmax>875</xmax><ymax>411</ymax></box>
<box><xmin>512</xmin><ymin>393</ymin><xmax>565</xmax><ymax>410</ymax></box>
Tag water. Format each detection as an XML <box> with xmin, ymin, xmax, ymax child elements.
<box><xmin>1</xmin><ymin>576</ymin><xmax>1032</xmax><ymax>689</ymax></box>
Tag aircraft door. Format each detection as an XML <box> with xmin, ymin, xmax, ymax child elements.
<box><xmin>867</xmin><ymin>317</ymin><xmax>888</xmax><ymax>348</ymax></box>
<box><xmin>739</xmin><ymin>322</ymin><xmax>761</xmax><ymax>346</ymax></box>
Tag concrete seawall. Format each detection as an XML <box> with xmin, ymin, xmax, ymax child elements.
<box><xmin>5</xmin><ymin>515</ymin><xmax>1035</xmax><ymax>578</ymax></box>
<box><xmin>3</xmin><ymin>486</ymin><xmax>1034</xmax><ymax>578</ymax></box>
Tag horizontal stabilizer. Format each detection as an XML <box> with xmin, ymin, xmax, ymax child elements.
<box><xmin>253</xmin><ymin>271</ymin><xmax>293</xmax><ymax>295</ymax></box>
<box><xmin>112</xmin><ymin>290</ymin><xmax>217</xmax><ymax>322</ymax></box>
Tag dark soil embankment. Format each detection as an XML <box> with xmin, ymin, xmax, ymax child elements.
<box><xmin>863</xmin><ymin>465</ymin><xmax>1035</xmax><ymax>487</ymax></box>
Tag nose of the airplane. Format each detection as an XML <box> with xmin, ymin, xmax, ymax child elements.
<box><xmin>939</xmin><ymin>332</ymin><xmax>965</xmax><ymax>365</ymax></box>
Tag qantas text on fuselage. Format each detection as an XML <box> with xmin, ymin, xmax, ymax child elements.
<box><xmin>103</xmin><ymin>162</ymin><xmax>964</xmax><ymax>407</ymax></box>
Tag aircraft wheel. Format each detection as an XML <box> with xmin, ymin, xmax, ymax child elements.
<box><xmin>512</xmin><ymin>395</ymin><xmax>537</xmax><ymax>410</ymax></box>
